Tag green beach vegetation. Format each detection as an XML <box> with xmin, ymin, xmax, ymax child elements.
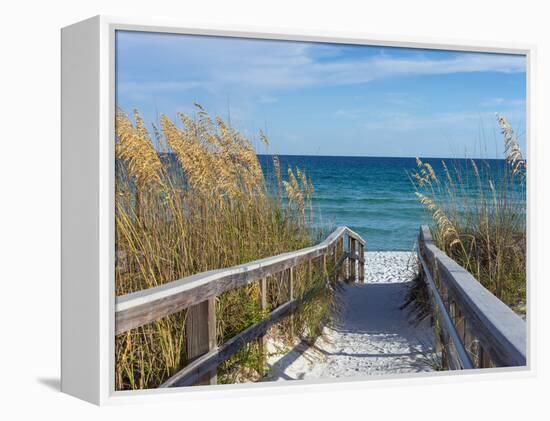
<box><xmin>114</xmin><ymin>104</ymin><xmax>335</xmax><ymax>390</ymax></box>
<box><xmin>411</xmin><ymin>114</ymin><xmax>526</xmax><ymax>314</ymax></box>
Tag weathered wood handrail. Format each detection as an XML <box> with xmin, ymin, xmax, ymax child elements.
<box><xmin>116</xmin><ymin>226</ymin><xmax>365</xmax><ymax>334</ymax></box>
<box><xmin>116</xmin><ymin>226</ymin><xmax>365</xmax><ymax>387</ymax></box>
<box><xmin>417</xmin><ymin>250</ymin><xmax>474</xmax><ymax>370</ymax></box>
<box><xmin>418</xmin><ymin>225</ymin><xmax>526</xmax><ymax>369</ymax></box>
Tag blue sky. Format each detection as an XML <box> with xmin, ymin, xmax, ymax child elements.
<box><xmin>116</xmin><ymin>31</ymin><xmax>526</xmax><ymax>158</ymax></box>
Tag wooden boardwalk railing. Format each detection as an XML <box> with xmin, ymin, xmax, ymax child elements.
<box><xmin>417</xmin><ymin>225</ymin><xmax>526</xmax><ymax>370</ymax></box>
<box><xmin>115</xmin><ymin>226</ymin><xmax>366</xmax><ymax>387</ymax></box>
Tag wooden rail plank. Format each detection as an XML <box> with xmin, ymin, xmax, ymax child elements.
<box><xmin>116</xmin><ymin>226</ymin><xmax>366</xmax><ymax>334</ymax></box>
<box><xmin>160</xmin><ymin>299</ymin><xmax>299</xmax><ymax>388</ymax></box>
<box><xmin>418</xmin><ymin>249</ymin><xmax>474</xmax><ymax>369</ymax></box>
<box><xmin>419</xmin><ymin>225</ymin><xmax>526</xmax><ymax>368</ymax></box>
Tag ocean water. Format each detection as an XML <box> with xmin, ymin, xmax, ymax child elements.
<box><xmin>258</xmin><ymin>155</ymin><xmax>519</xmax><ymax>251</ymax></box>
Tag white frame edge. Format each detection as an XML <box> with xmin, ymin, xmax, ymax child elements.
<box><xmin>61</xmin><ymin>16</ymin><xmax>101</xmax><ymax>404</ymax></box>
<box><xmin>61</xmin><ymin>14</ymin><xmax>536</xmax><ymax>406</ymax></box>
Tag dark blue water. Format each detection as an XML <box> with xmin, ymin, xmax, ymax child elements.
<box><xmin>258</xmin><ymin>155</ymin><xmax>518</xmax><ymax>251</ymax></box>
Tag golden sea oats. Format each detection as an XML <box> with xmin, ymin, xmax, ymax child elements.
<box><xmin>296</xmin><ymin>168</ymin><xmax>309</xmax><ymax>195</ymax></box>
<box><xmin>240</xmin><ymin>145</ymin><xmax>265</xmax><ymax>192</ymax></box>
<box><xmin>259</xmin><ymin>130</ymin><xmax>269</xmax><ymax>147</ymax></box>
<box><xmin>273</xmin><ymin>155</ymin><xmax>282</xmax><ymax>195</ymax></box>
<box><xmin>412</xmin><ymin>172</ymin><xmax>427</xmax><ymax>187</ymax></box>
<box><xmin>283</xmin><ymin>179</ymin><xmax>301</xmax><ymax>212</ymax></box>
<box><xmin>170</xmin><ymin>104</ymin><xmax>269</xmax><ymax>199</ymax></box>
<box><xmin>194</xmin><ymin>102</ymin><xmax>216</xmax><ymax>135</ymax></box>
<box><xmin>416</xmin><ymin>192</ymin><xmax>460</xmax><ymax>248</ymax></box>
<box><xmin>285</xmin><ymin>167</ymin><xmax>305</xmax><ymax>212</ymax></box>
<box><xmin>411</xmin><ymin>158</ymin><xmax>433</xmax><ymax>187</ymax></box>
<box><xmin>471</xmin><ymin>159</ymin><xmax>480</xmax><ymax>179</ymax></box>
<box><xmin>496</xmin><ymin>113</ymin><xmax>526</xmax><ymax>179</ymax></box>
<box><xmin>206</xmin><ymin>117</ymin><xmax>243</xmax><ymax>197</ymax></box>
<box><xmin>288</xmin><ymin>167</ymin><xmax>299</xmax><ymax>188</ymax></box>
<box><xmin>161</xmin><ymin>114</ymin><xmax>216</xmax><ymax>194</ymax></box>
<box><xmin>308</xmin><ymin>177</ymin><xmax>315</xmax><ymax>195</ymax></box>
<box><xmin>115</xmin><ymin>108</ymin><xmax>164</xmax><ymax>191</ymax></box>
<box><xmin>416</xmin><ymin>192</ymin><xmax>436</xmax><ymax>211</ymax></box>
<box><xmin>441</xmin><ymin>160</ymin><xmax>454</xmax><ymax>187</ymax></box>
<box><xmin>424</xmin><ymin>162</ymin><xmax>436</xmax><ymax>181</ymax></box>
<box><xmin>209</xmin><ymin>113</ymin><xmax>265</xmax><ymax>196</ymax></box>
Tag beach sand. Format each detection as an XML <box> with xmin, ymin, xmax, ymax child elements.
<box><xmin>264</xmin><ymin>251</ymin><xmax>436</xmax><ymax>381</ymax></box>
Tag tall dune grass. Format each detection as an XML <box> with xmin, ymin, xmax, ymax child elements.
<box><xmin>114</xmin><ymin>104</ymin><xmax>334</xmax><ymax>390</ymax></box>
<box><xmin>411</xmin><ymin>114</ymin><xmax>526</xmax><ymax>313</ymax></box>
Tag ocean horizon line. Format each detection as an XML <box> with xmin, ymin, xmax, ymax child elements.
<box><xmin>156</xmin><ymin>151</ymin><xmax>507</xmax><ymax>161</ymax></box>
<box><xmin>256</xmin><ymin>153</ymin><xmax>507</xmax><ymax>161</ymax></box>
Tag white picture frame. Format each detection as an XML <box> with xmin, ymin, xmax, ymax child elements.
<box><xmin>61</xmin><ymin>15</ymin><xmax>534</xmax><ymax>405</ymax></box>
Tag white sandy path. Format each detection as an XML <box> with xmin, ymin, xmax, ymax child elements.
<box><xmin>265</xmin><ymin>252</ymin><xmax>435</xmax><ymax>381</ymax></box>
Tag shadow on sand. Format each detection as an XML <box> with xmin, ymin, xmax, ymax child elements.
<box><xmin>264</xmin><ymin>280</ymin><xmax>437</xmax><ymax>378</ymax></box>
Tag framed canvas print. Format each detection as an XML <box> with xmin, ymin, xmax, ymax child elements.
<box><xmin>61</xmin><ymin>16</ymin><xmax>531</xmax><ymax>405</ymax></box>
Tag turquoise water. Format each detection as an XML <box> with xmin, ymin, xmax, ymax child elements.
<box><xmin>258</xmin><ymin>155</ymin><xmax>518</xmax><ymax>251</ymax></box>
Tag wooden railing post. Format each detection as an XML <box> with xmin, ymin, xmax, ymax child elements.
<box><xmin>359</xmin><ymin>243</ymin><xmax>365</xmax><ymax>283</ymax></box>
<box><xmin>480</xmin><ymin>346</ymin><xmax>491</xmax><ymax>368</ymax></box>
<box><xmin>346</xmin><ymin>236</ymin><xmax>352</xmax><ymax>282</ymax></box>
<box><xmin>289</xmin><ymin>267</ymin><xmax>294</xmax><ymax>338</ymax></box>
<box><xmin>260</xmin><ymin>277</ymin><xmax>267</xmax><ymax>312</ymax></box>
<box><xmin>185</xmin><ymin>298</ymin><xmax>217</xmax><ymax>385</ymax></box>
<box><xmin>464</xmin><ymin>320</ymin><xmax>474</xmax><ymax>363</ymax></box>
<box><xmin>259</xmin><ymin>277</ymin><xmax>267</xmax><ymax>363</ymax></box>
<box><xmin>349</xmin><ymin>238</ymin><xmax>356</xmax><ymax>282</ymax></box>
<box><xmin>339</xmin><ymin>238</ymin><xmax>345</xmax><ymax>281</ymax></box>
<box><xmin>333</xmin><ymin>244</ymin><xmax>338</xmax><ymax>282</ymax></box>
<box><xmin>322</xmin><ymin>253</ymin><xmax>327</xmax><ymax>281</ymax></box>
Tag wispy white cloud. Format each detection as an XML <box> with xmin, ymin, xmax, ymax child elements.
<box><xmin>382</xmin><ymin>92</ymin><xmax>424</xmax><ymax>107</ymax></box>
<box><xmin>480</xmin><ymin>97</ymin><xmax>525</xmax><ymax>108</ymax></box>
<box><xmin>361</xmin><ymin>110</ymin><xmax>520</xmax><ymax>132</ymax></box>
<box><xmin>118</xmin><ymin>80</ymin><xmax>214</xmax><ymax>96</ymax></box>
<box><xmin>211</xmin><ymin>50</ymin><xmax>525</xmax><ymax>90</ymax></box>
<box><xmin>258</xmin><ymin>95</ymin><xmax>278</xmax><ymax>104</ymax></box>
<box><xmin>335</xmin><ymin>108</ymin><xmax>364</xmax><ymax>119</ymax></box>
<box><xmin>117</xmin><ymin>35</ymin><xmax>526</xmax><ymax>96</ymax></box>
